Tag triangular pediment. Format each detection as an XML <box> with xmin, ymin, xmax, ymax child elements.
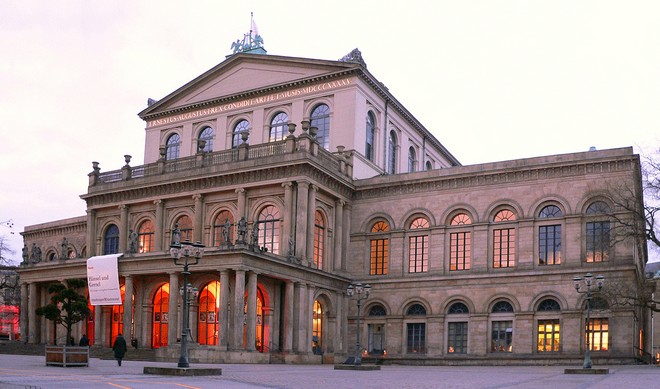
<box><xmin>140</xmin><ymin>54</ymin><xmax>360</xmax><ymax>118</ymax></box>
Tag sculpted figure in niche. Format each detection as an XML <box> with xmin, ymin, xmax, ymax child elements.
<box><xmin>22</xmin><ymin>244</ymin><xmax>28</xmax><ymax>263</ymax></box>
<box><xmin>128</xmin><ymin>229</ymin><xmax>138</xmax><ymax>253</ymax></box>
<box><xmin>171</xmin><ymin>223</ymin><xmax>181</xmax><ymax>245</ymax></box>
<box><xmin>61</xmin><ymin>237</ymin><xmax>68</xmax><ymax>260</ymax></box>
<box><xmin>250</xmin><ymin>224</ymin><xmax>259</xmax><ymax>247</ymax></box>
<box><xmin>223</xmin><ymin>218</ymin><xmax>231</xmax><ymax>244</ymax></box>
<box><xmin>237</xmin><ymin>217</ymin><xmax>248</xmax><ymax>243</ymax></box>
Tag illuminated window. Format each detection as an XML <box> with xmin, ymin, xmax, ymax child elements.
<box><xmin>449</xmin><ymin>213</ymin><xmax>472</xmax><ymax>271</ymax></box>
<box><xmin>586</xmin><ymin>201</ymin><xmax>611</xmax><ymax>263</ymax></box>
<box><xmin>257</xmin><ymin>205</ymin><xmax>281</xmax><ymax>254</ymax></box>
<box><xmin>165</xmin><ymin>133</ymin><xmax>180</xmax><ymax>160</ymax></box>
<box><xmin>175</xmin><ymin>215</ymin><xmax>193</xmax><ymax>242</ymax></box>
<box><xmin>370</xmin><ymin>221</ymin><xmax>390</xmax><ymax>275</ymax></box>
<box><xmin>198</xmin><ymin>281</ymin><xmax>220</xmax><ymax>346</ymax></box>
<box><xmin>586</xmin><ymin>318</ymin><xmax>609</xmax><ymax>351</ymax></box>
<box><xmin>491</xmin><ymin>321</ymin><xmax>513</xmax><ymax>353</ymax></box>
<box><xmin>313</xmin><ymin>211</ymin><xmax>325</xmax><ymax>269</ymax></box>
<box><xmin>198</xmin><ymin>126</ymin><xmax>214</xmax><ymax>152</ymax></box>
<box><xmin>408</xmin><ymin>146</ymin><xmax>416</xmax><ymax>173</ymax></box>
<box><xmin>408</xmin><ymin>217</ymin><xmax>429</xmax><ymax>273</ymax></box>
<box><xmin>387</xmin><ymin>131</ymin><xmax>397</xmax><ymax>174</ymax></box>
<box><xmin>406</xmin><ymin>304</ymin><xmax>426</xmax><ymax>353</ymax></box>
<box><xmin>138</xmin><ymin>220</ymin><xmax>154</xmax><ymax>253</ymax></box>
<box><xmin>493</xmin><ymin>210</ymin><xmax>516</xmax><ymax>268</ymax></box>
<box><xmin>365</xmin><ymin>112</ymin><xmax>375</xmax><ymax>161</ymax></box>
<box><xmin>311</xmin><ymin>104</ymin><xmax>330</xmax><ymax>150</ymax></box>
<box><xmin>232</xmin><ymin>119</ymin><xmax>249</xmax><ymax>148</ymax></box>
<box><xmin>103</xmin><ymin>224</ymin><xmax>119</xmax><ymax>255</ymax></box>
<box><xmin>152</xmin><ymin>283</ymin><xmax>170</xmax><ymax>349</ymax></box>
<box><xmin>269</xmin><ymin>112</ymin><xmax>288</xmax><ymax>142</ymax></box>
<box><xmin>537</xmin><ymin>319</ymin><xmax>560</xmax><ymax>352</ymax></box>
<box><xmin>312</xmin><ymin>300</ymin><xmax>323</xmax><ymax>354</ymax></box>
<box><xmin>212</xmin><ymin>210</ymin><xmax>234</xmax><ymax>246</ymax></box>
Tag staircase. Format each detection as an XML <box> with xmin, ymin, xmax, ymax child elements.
<box><xmin>0</xmin><ymin>341</ymin><xmax>44</xmax><ymax>355</ymax></box>
<box><xmin>90</xmin><ymin>346</ymin><xmax>156</xmax><ymax>361</ymax></box>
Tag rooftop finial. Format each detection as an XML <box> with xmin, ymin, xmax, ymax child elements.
<box><xmin>339</xmin><ymin>48</ymin><xmax>367</xmax><ymax>68</ymax></box>
<box><xmin>230</xmin><ymin>13</ymin><xmax>266</xmax><ymax>55</ymax></box>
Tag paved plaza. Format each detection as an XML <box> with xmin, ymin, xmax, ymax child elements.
<box><xmin>0</xmin><ymin>355</ymin><xmax>658</xmax><ymax>389</ymax></box>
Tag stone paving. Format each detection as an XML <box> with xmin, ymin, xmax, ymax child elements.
<box><xmin>0</xmin><ymin>354</ymin><xmax>658</xmax><ymax>389</ymax></box>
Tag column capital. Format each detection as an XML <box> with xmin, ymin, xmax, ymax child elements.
<box><xmin>235</xmin><ymin>188</ymin><xmax>246</xmax><ymax>194</ymax></box>
<box><xmin>310</xmin><ymin>184</ymin><xmax>318</xmax><ymax>192</ymax></box>
<box><xmin>192</xmin><ymin>193</ymin><xmax>203</xmax><ymax>201</ymax></box>
<box><xmin>153</xmin><ymin>199</ymin><xmax>163</xmax><ymax>205</ymax></box>
<box><xmin>335</xmin><ymin>199</ymin><xmax>346</xmax><ymax>207</ymax></box>
<box><xmin>281</xmin><ymin>181</ymin><xmax>293</xmax><ymax>189</ymax></box>
<box><xmin>296</xmin><ymin>180</ymin><xmax>310</xmax><ymax>189</ymax></box>
<box><xmin>119</xmin><ymin>204</ymin><xmax>128</xmax><ymax>211</ymax></box>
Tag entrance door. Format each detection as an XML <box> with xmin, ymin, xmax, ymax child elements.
<box><xmin>368</xmin><ymin>324</ymin><xmax>384</xmax><ymax>355</ymax></box>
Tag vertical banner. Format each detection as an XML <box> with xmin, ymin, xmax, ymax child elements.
<box><xmin>86</xmin><ymin>253</ymin><xmax>123</xmax><ymax>306</ymax></box>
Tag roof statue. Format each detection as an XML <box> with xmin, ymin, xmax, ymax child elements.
<box><xmin>231</xmin><ymin>13</ymin><xmax>266</xmax><ymax>55</ymax></box>
<box><xmin>338</xmin><ymin>48</ymin><xmax>367</xmax><ymax>69</ymax></box>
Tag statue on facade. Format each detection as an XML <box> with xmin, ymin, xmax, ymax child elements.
<box><xmin>22</xmin><ymin>244</ymin><xmax>28</xmax><ymax>264</ymax></box>
<box><xmin>288</xmin><ymin>235</ymin><xmax>295</xmax><ymax>257</ymax></box>
<box><xmin>30</xmin><ymin>243</ymin><xmax>42</xmax><ymax>263</ymax></box>
<box><xmin>237</xmin><ymin>217</ymin><xmax>248</xmax><ymax>243</ymax></box>
<box><xmin>250</xmin><ymin>224</ymin><xmax>259</xmax><ymax>247</ymax></box>
<box><xmin>171</xmin><ymin>223</ymin><xmax>181</xmax><ymax>245</ymax></box>
<box><xmin>127</xmin><ymin>229</ymin><xmax>139</xmax><ymax>253</ymax></box>
<box><xmin>61</xmin><ymin>237</ymin><xmax>69</xmax><ymax>260</ymax></box>
<box><xmin>223</xmin><ymin>218</ymin><xmax>231</xmax><ymax>244</ymax></box>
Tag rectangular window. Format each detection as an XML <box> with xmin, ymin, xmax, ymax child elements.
<box><xmin>586</xmin><ymin>221</ymin><xmax>610</xmax><ymax>262</ymax></box>
<box><xmin>491</xmin><ymin>321</ymin><xmax>513</xmax><ymax>352</ymax></box>
<box><xmin>537</xmin><ymin>319</ymin><xmax>560</xmax><ymax>352</ymax></box>
<box><xmin>139</xmin><ymin>233</ymin><xmax>154</xmax><ymax>253</ymax></box>
<box><xmin>409</xmin><ymin>235</ymin><xmax>428</xmax><ymax>273</ymax></box>
<box><xmin>450</xmin><ymin>232</ymin><xmax>471</xmax><ymax>271</ymax></box>
<box><xmin>493</xmin><ymin>228</ymin><xmax>516</xmax><ymax>268</ymax></box>
<box><xmin>586</xmin><ymin>318</ymin><xmax>609</xmax><ymax>351</ymax></box>
<box><xmin>539</xmin><ymin>225</ymin><xmax>561</xmax><ymax>265</ymax></box>
<box><xmin>406</xmin><ymin>323</ymin><xmax>426</xmax><ymax>353</ymax></box>
<box><xmin>370</xmin><ymin>238</ymin><xmax>389</xmax><ymax>275</ymax></box>
<box><xmin>448</xmin><ymin>322</ymin><xmax>468</xmax><ymax>353</ymax></box>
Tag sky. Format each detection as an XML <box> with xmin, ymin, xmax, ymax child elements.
<box><xmin>1</xmin><ymin>1</ymin><xmax>659</xmax><ymax>265</ymax></box>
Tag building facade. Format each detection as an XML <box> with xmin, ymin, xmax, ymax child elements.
<box><xmin>18</xmin><ymin>49</ymin><xmax>648</xmax><ymax>364</ymax></box>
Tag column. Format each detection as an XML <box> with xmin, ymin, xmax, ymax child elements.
<box><xmin>193</xmin><ymin>194</ymin><xmax>204</xmax><ymax>243</ymax></box>
<box><xmin>218</xmin><ymin>269</ymin><xmax>230</xmax><ymax>350</ymax></box>
<box><xmin>123</xmin><ymin>275</ymin><xmax>133</xmax><ymax>341</ymax></box>
<box><xmin>246</xmin><ymin>272</ymin><xmax>258</xmax><ymax>351</ymax></box>
<box><xmin>19</xmin><ymin>283</ymin><xmax>27</xmax><ymax>342</ymax></box>
<box><xmin>167</xmin><ymin>272</ymin><xmax>179</xmax><ymax>345</ymax></box>
<box><xmin>306</xmin><ymin>285</ymin><xmax>315</xmax><ymax>353</ymax></box>
<box><xmin>284</xmin><ymin>280</ymin><xmax>294</xmax><ymax>352</ymax></box>
<box><xmin>232</xmin><ymin>269</ymin><xmax>246</xmax><ymax>350</ymax></box>
<box><xmin>154</xmin><ymin>200</ymin><xmax>164</xmax><ymax>251</ymax></box>
<box><xmin>281</xmin><ymin>182</ymin><xmax>293</xmax><ymax>254</ymax></box>
<box><xmin>295</xmin><ymin>181</ymin><xmax>309</xmax><ymax>259</ymax></box>
<box><xmin>236</xmin><ymin>188</ymin><xmax>246</xmax><ymax>218</ymax></box>
<box><xmin>334</xmin><ymin>200</ymin><xmax>344</xmax><ymax>271</ymax></box>
<box><xmin>94</xmin><ymin>304</ymin><xmax>102</xmax><ymax>346</ymax></box>
<box><xmin>27</xmin><ymin>283</ymin><xmax>36</xmax><ymax>344</ymax></box>
<box><xmin>342</xmin><ymin>204</ymin><xmax>352</xmax><ymax>271</ymax></box>
<box><xmin>86</xmin><ymin>209</ymin><xmax>96</xmax><ymax>257</ymax></box>
<box><xmin>119</xmin><ymin>204</ymin><xmax>129</xmax><ymax>253</ymax></box>
<box><xmin>306</xmin><ymin>185</ymin><xmax>317</xmax><ymax>265</ymax></box>
<box><xmin>294</xmin><ymin>282</ymin><xmax>308</xmax><ymax>352</ymax></box>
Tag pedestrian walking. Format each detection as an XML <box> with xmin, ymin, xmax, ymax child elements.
<box><xmin>112</xmin><ymin>333</ymin><xmax>127</xmax><ymax>366</ymax></box>
<box><xmin>79</xmin><ymin>334</ymin><xmax>89</xmax><ymax>347</ymax></box>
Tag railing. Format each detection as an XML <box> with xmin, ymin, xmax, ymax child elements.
<box><xmin>634</xmin><ymin>346</ymin><xmax>656</xmax><ymax>364</ymax></box>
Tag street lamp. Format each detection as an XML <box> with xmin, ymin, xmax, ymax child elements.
<box><xmin>346</xmin><ymin>282</ymin><xmax>371</xmax><ymax>365</ymax></box>
<box><xmin>573</xmin><ymin>273</ymin><xmax>605</xmax><ymax>369</ymax></box>
<box><xmin>170</xmin><ymin>239</ymin><xmax>204</xmax><ymax>368</ymax></box>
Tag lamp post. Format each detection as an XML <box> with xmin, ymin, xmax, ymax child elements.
<box><xmin>170</xmin><ymin>239</ymin><xmax>204</xmax><ymax>368</ymax></box>
<box><xmin>346</xmin><ymin>282</ymin><xmax>371</xmax><ymax>365</ymax></box>
<box><xmin>573</xmin><ymin>273</ymin><xmax>605</xmax><ymax>369</ymax></box>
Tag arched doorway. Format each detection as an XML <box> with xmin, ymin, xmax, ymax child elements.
<box><xmin>243</xmin><ymin>288</ymin><xmax>265</xmax><ymax>352</ymax></box>
<box><xmin>152</xmin><ymin>284</ymin><xmax>169</xmax><ymax>348</ymax></box>
<box><xmin>109</xmin><ymin>285</ymin><xmax>125</xmax><ymax>347</ymax></box>
<box><xmin>313</xmin><ymin>300</ymin><xmax>323</xmax><ymax>354</ymax></box>
<box><xmin>198</xmin><ymin>281</ymin><xmax>220</xmax><ymax>345</ymax></box>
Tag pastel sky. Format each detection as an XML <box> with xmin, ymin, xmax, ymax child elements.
<box><xmin>1</xmin><ymin>0</ymin><xmax>658</xmax><ymax>264</ymax></box>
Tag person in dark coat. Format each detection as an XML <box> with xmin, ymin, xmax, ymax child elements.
<box><xmin>79</xmin><ymin>334</ymin><xmax>89</xmax><ymax>347</ymax></box>
<box><xmin>112</xmin><ymin>333</ymin><xmax>128</xmax><ymax>366</ymax></box>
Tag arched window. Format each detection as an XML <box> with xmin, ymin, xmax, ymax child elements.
<box><xmin>198</xmin><ymin>281</ymin><xmax>220</xmax><ymax>346</ymax></box>
<box><xmin>103</xmin><ymin>224</ymin><xmax>119</xmax><ymax>255</ymax></box>
<box><xmin>536</xmin><ymin>298</ymin><xmax>561</xmax><ymax>353</ymax></box>
<box><xmin>425</xmin><ymin>161</ymin><xmax>432</xmax><ymax>171</ymax></box>
<box><xmin>447</xmin><ymin>302</ymin><xmax>469</xmax><ymax>354</ymax></box>
<box><xmin>175</xmin><ymin>215</ymin><xmax>193</xmax><ymax>242</ymax></box>
<box><xmin>387</xmin><ymin>131</ymin><xmax>397</xmax><ymax>174</ymax></box>
<box><xmin>312</xmin><ymin>300</ymin><xmax>323</xmax><ymax>355</ymax></box>
<box><xmin>449</xmin><ymin>213</ymin><xmax>472</xmax><ymax>271</ymax></box>
<box><xmin>408</xmin><ymin>146</ymin><xmax>416</xmax><ymax>173</ymax></box>
<box><xmin>257</xmin><ymin>205</ymin><xmax>281</xmax><ymax>254</ymax></box>
<box><xmin>368</xmin><ymin>305</ymin><xmax>387</xmax><ymax>316</ymax></box>
<box><xmin>370</xmin><ymin>221</ymin><xmax>390</xmax><ymax>275</ymax></box>
<box><xmin>152</xmin><ymin>283</ymin><xmax>169</xmax><ymax>348</ymax></box>
<box><xmin>406</xmin><ymin>304</ymin><xmax>426</xmax><ymax>353</ymax></box>
<box><xmin>493</xmin><ymin>209</ymin><xmax>517</xmax><ymax>268</ymax></box>
<box><xmin>138</xmin><ymin>220</ymin><xmax>154</xmax><ymax>253</ymax></box>
<box><xmin>365</xmin><ymin>112</ymin><xmax>375</xmax><ymax>161</ymax></box>
<box><xmin>538</xmin><ymin>205</ymin><xmax>563</xmax><ymax>266</ymax></box>
<box><xmin>491</xmin><ymin>300</ymin><xmax>514</xmax><ymax>353</ymax></box>
<box><xmin>269</xmin><ymin>112</ymin><xmax>289</xmax><ymax>142</ymax></box>
<box><xmin>408</xmin><ymin>217</ymin><xmax>429</xmax><ymax>273</ymax></box>
<box><xmin>212</xmin><ymin>210</ymin><xmax>234</xmax><ymax>246</ymax></box>
<box><xmin>232</xmin><ymin>119</ymin><xmax>249</xmax><ymax>148</ymax></box>
<box><xmin>585</xmin><ymin>201</ymin><xmax>611</xmax><ymax>263</ymax></box>
<box><xmin>198</xmin><ymin>126</ymin><xmax>214</xmax><ymax>152</ymax></box>
<box><xmin>165</xmin><ymin>133</ymin><xmax>180</xmax><ymax>160</ymax></box>
<box><xmin>311</xmin><ymin>104</ymin><xmax>330</xmax><ymax>150</ymax></box>
<box><xmin>313</xmin><ymin>211</ymin><xmax>325</xmax><ymax>269</ymax></box>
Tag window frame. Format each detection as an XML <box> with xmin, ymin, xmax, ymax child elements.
<box><xmin>369</xmin><ymin>221</ymin><xmax>390</xmax><ymax>275</ymax></box>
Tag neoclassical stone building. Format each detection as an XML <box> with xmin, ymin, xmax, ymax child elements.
<box><xmin>18</xmin><ymin>47</ymin><xmax>648</xmax><ymax>364</ymax></box>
